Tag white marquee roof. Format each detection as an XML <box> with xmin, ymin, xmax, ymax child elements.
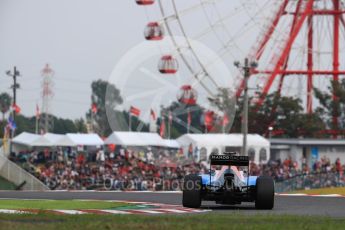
<box><xmin>43</xmin><ymin>133</ymin><xmax>65</xmax><ymax>144</ymax></box>
<box><xmin>64</xmin><ymin>133</ymin><xmax>104</xmax><ymax>146</ymax></box>
<box><xmin>176</xmin><ymin>133</ymin><xmax>269</xmax><ymax>148</ymax></box>
<box><xmin>12</xmin><ymin>132</ymin><xmax>51</xmax><ymax>147</ymax></box>
<box><xmin>162</xmin><ymin>139</ymin><xmax>180</xmax><ymax>149</ymax></box>
<box><xmin>105</xmin><ymin>132</ymin><xmax>166</xmax><ymax>147</ymax></box>
<box><xmin>13</xmin><ymin>132</ymin><xmax>104</xmax><ymax>147</ymax></box>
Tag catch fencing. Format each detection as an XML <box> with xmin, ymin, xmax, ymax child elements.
<box><xmin>275</xmin><ymin>171</ymin><xmax>344</xmax><ymax>193</ymax></box>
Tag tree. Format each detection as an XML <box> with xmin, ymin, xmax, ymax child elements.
<box><xmin>52</xmin><ymin>117</ymin><xmax>78</xmax><ymax>134</ymax></box>
<box><xmin>0</xmin><ymin>113</ymin><xmax>91</xmax><ymax>137</ymax></box>
<box><xmin>208</xmin><ymin>88</ymin><xmax>237</xmax><ymax>133</ymax></box>
<box><xmin>219</xmin><ymin>90</ymin><xmax>323</xmax><ymax>138</ymax></box>
<box><xmin>0</xmin><ymin>93</ymin><xmax>12</xmax><ymax>122</ymax></box>
<box><xmin>74</xmin><ymin>118</ymin><xmax>88</xmax><ymax>133</ymax></box>
<box><xmin>87</xmin><ymin>80</ymin><xmax>123</xmax><ymax>136</ymax></box>
<box><xmin>160</xmin><ymin>102</ymin><xmax>205</xmax><ymax>138</ymax></box>
<box><xmin>314</xmin><ymin>79</ymin><xmax>345</xmax><ymax>135</ymax></box>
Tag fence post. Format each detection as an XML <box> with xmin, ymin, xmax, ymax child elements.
<box><xmin>7</xmin><ymin>163</ymin><xmax>9</xmax><ymax>181</ymax></box>
<box><xmin>319</xmin><ymin>173</ymin><xmax>322</xmax><ymax>189</ymax></box>
<box><xmin>302</xmin><ymin>173</ymin><xmax>305</xmax><ymax>189</ymax></box>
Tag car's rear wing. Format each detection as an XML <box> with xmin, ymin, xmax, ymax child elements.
<box><xmin>210</xmin><ymin>155</ymin><xmax>249</xmax><ymax>166</ymax></box>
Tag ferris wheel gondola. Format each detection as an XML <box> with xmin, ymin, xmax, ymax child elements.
<box><xmin>136</xmin><ymin>0</ymin><xmax>155</xmax><ymax>6</ymax></box>
<box><xmin>177</xmin><ymin>85</ymin><xmax>198</xmax><ymax>105</ymax></box>
<box><xmin>158</xmin><ymin>55</ymin><xmax>179</xmax><ymax>74</ymax></box>
<box><xmin>144</xmin><ymin>22</ymin><xmax>165</xmax><ymax>41</ymax></box>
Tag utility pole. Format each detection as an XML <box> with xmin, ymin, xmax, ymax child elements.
<box><xmin>6</xmin><ymin>66</ymin><xmax>21</xmax><ymax>154</ymax></box>
<box><xmin>234</xmin><ymin>58</ymin><xmax>258</xmax><ymax>156</ymax></box>
<box><xmin>6</xmin><ymin>66</ymin><xmax>21</xmax><ymax>121</ymax></box>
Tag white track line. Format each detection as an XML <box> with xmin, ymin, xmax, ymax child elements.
<box><xmin>155</xmin><ymin>208</ymin><xmax>188</xmax><ymax>213</ymax></box>
<box><xmin>0</xmin><ymin>209</ymin><xmax>28</xmax><ymax>214</ymax></box>
<box><xmin>53</xmin><ymin>210</ymin><xmax>86</xmax><ymax>215</ymax></box>
<box><xmin>100</xmin><ymin>210</ymin><xmax>131</xmax><ymax>214</ymax></box>
<box><xmin>277</xmin><ymin>193</ymin><xmax>345</xmax><ymax>198</ymax></box>
<box><xmin>134</xmin><ymin>210</ymin><xmax>165</xmax><ymax>214</ymax></box>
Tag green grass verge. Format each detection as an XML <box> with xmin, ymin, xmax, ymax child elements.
<box><xmin>0</xmin><ymin>199</ymin><xmax>131</xmax><ymax>210</ymax></box>
<box><xmin>0</xmin><ymin>213</ymin><xmax>343</xmax><ymax>230</ymax></box>
<box><xmin>291</xmin><ymin>187</ymin><xmax>345</xmax><ymax>196</ymax></box>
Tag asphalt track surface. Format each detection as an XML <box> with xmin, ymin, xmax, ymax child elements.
<box><xmin>0</xmin><ymin>191</ymin><xmax>344</xmax><ymax>217</ymax></box>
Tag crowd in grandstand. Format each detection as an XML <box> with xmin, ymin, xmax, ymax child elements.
<box><xmin>9</xmin><ymin>147</ymin><xmax>345</xmax><ymax>191</ymax></box>
<box><xmin>10</xmin><ymin>147</ymin><xmax>207</xmax><ymax>190</ymax></box>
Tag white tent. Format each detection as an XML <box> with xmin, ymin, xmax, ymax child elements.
<box><xmin>44</xmin><ymin>133</ymin><xmax>65</xmax><ymax>145</ymax></box>
<box><xmin>12</xmin><ymin>132</ymin><xmax>103</xmax><ymax>150</ymax></box>
<box><xmin>12</xmin><ymin>132</ymin><xmax>52</xmax><ymax>147</ymax></box>
<box><xmin>44</xmin><ymin>133</ymin><xmax>104</xmax><ymax>146</ymax></box>
<box><xmin>105</xmin><ymin>132</ymin><xmax>166</xmax><ymax>147</ymax></box>
<box><xmin>162</xmin><ymin>139</ymin><xmax>180</xmax><ymax>149</ymax></box>
<box><xmin>176</xmin><ymin>133</ymin><xmax>270</xmax><ymax>163</ymax></box>
<box><xmin>62</xmin><ymin>133</ymin><xmax>104</xmax><ymax>146</ymax></box>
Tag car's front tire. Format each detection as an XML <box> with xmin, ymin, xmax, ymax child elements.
<box><xmin>182</xmin><ymin>174</ymin><xmax>202</xmax><ymax>208</ymax></box>
<box><xmin>255</xmin><ymin>176</ymin><xmax>274</xmax><ymax>210</ymax></box>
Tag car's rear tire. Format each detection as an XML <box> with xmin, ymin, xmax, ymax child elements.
<box><xmin>255</xmin><ymin>176</ymin><xmax>274</xmax><ymax>210</ymax></box>
<box><xmin>182</xmin><ymin>174</ymin><xmax>202</xmax><ymax>208</ymax></box>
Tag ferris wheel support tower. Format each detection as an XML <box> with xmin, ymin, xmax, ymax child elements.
<box><xmin>235</xmin><ymin>0</ymin><xmax>345</xmax><ymax>133</ymax></box>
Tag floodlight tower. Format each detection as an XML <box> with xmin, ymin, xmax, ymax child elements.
<box><xmin>40</xmin><ymin>64</ymin><xmax>54</xmax><ymax>133</ymax></box>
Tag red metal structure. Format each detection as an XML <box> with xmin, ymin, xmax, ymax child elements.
<box><xmin>136</xmin><ymin>0</ymin><xmax>155</xmax><ymax>5</ymax></box>
<box><xmin>144</xmin><ymin>22</ymin><xmax>164</xmax><ymax>41</ymax></box>
<box><xmin>236</xmin><ymin>0</ymin><xmax>345</xmax><ymax>132</ymax></box>
<box><xmin>177</xmin><ymin>85</ymin><xmax>198</xmax><ymax>105</ymax></box>
<box><xmin>158</xmin><ymin>55</ymin><xmax>178</xmax><ymax>74</ymax></box>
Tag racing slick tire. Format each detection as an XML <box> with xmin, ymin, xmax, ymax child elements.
<box><xmin>255</xmin><ymin>176</ymin><xmax>274</xmax><ymax>210</ymax></box>
<box><xmin>182</xmin><ymin>174</ymin><xmax>202</xmax><ymax>208</ymax></box>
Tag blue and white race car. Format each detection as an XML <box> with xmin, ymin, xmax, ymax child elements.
<box><xmin>182</xmin><ymin>153</ymin><xmax>274</xmax><ymax>209</ymax></box>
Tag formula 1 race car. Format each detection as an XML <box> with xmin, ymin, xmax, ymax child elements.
<box><xmin>182</xmin><ymin>153</ymin><xmax>274</xmax><ymax>209</ymax></box>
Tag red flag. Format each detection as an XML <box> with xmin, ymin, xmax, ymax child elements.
<box><xmin>12</xmin><ymin>104</ymin><xmax>21</xmax><ymax>114</ymax></box>
<box><xmin>204</xmin><ymin>111</ymin><xmax>214</xmax><ymax>131</ymax></box>
<box><xmin>187</xmin><ymin>110</ymin><xmax>191</xmax><ymax>125</ymax></box>
<box><xmin>130</xmin><ymin>106</ymin><xmax>141</xmax><ymax>117</ymax></box>
<box><xmin>150</xmin><ymin>109</ymin><xmax>156</xmax><ymax>120</ymax></box>
<box><xmin>91</xmin><ymin>104</ymin><xmax>98</xmax><ymax>114</ymax></box>
<box><xmin>159</xmin><ymin>119</ymin><xmax>166</xmax><ymax>137</ymax></box>
<box><xmin>36</xmin><ymin>104</ymin><xmax>40</xmax><ymax>118</ymax></box>
<box><xmin>222</xmin><ymin>114</ymin><xmax>229</xmax><ymax>126</ymax></box>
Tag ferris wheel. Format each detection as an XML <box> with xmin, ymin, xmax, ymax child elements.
<box><xmin>122</xmin><ymin>0</ymin><xmax>345</xmax><ymax>134</ymax></box>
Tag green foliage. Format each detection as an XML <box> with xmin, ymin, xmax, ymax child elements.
<box><xmin>0</xmin><ymin>114</ymin><xmax>88</xmax><ymax>137</ymax></box>
<box><xmin>314</xmin><ymin>79</ymin><xmax>345</xmax><ymax>131</ymax></box>
<box><xmin>208</xmin><ymin>88</ymin><xmax>236</xmax><ymax>133</ymax></box>
<box><xmin>74</xmin><ymin>118</ymin><xmax>88</xmax><ymax>133</ymax></box>
<box><xmin>227</xmin><ymin>92</ymin><xmax>325</xmax><ymax>138</ymax></box>
<box><xmin>123</xmin><ymin>110</ymin><xmax>149</xmax><ymax>132</ymax></box>
<box><xmin>52</xmin><ymin>117</ymin><xmax>78</xmax><ymax>134</ymax></box>
<box><xmin>87</xmin><ymin>79</ymin><xmax>123</xmax><ymax>136</ymax></box>
<box><xmin>160</xmin><ymin>102</ymin><xmax>205</xmax><ymax>138</ymax></box>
